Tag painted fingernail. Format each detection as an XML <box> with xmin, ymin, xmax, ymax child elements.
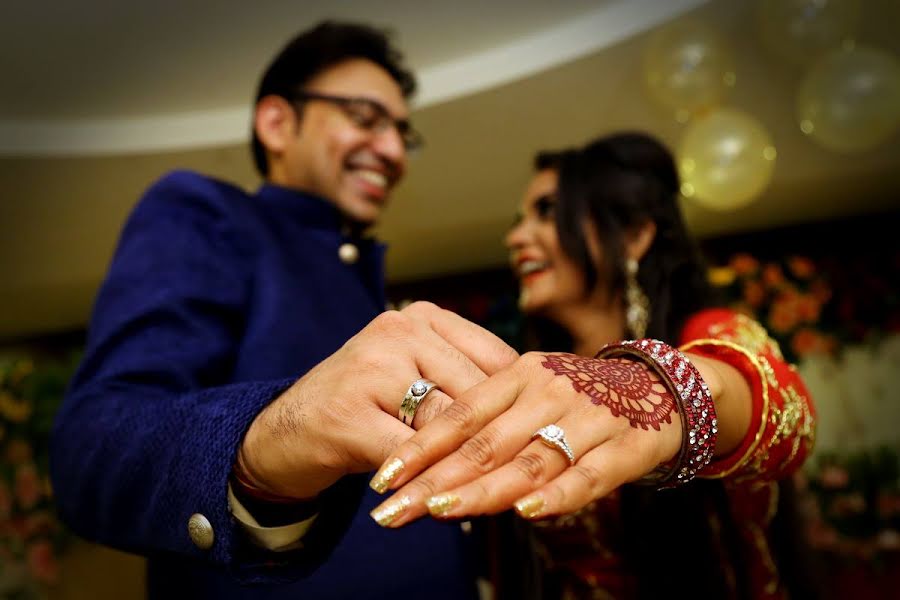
<box><xmin>514</xmin><ymin>495</ymin><xmax>545</xmax><ymax>519</ymax></box>
<box><xmin>425</xmin><ymin>493</ymin><xmax>461</xmax><ymax>517</ymax></box>
<box><xmin>369</xmin><ymin>457</ymin><xmax>405</xmax><ymax>493</ymax></box>
<box><xmin>370</xmin><ymin>495</ymin><xmax>412</xmax><ymax>527</ymax></box>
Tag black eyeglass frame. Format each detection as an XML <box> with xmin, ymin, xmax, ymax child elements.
<box><xmin>289</xmin><ymin>90</ymin><xmax>424</xmax><ymax>152</ymax></box>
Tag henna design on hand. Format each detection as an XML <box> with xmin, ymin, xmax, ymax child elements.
<box><xmin>541</xmin><ymin>354</ymin><xmax>676</xmax><ymax>430</ymax></box>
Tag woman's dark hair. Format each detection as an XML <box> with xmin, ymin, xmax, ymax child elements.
<box><xmin>535</xmin><ymin>131</ymin><xmax>713</xmax><ymax>343</ymax></box>
<box><xmin>250</xmin><ymin>21</ymin><xmax>417</xmax><ymax>176</ymax></box>
<box><xmin>519</xmin><ymin>133</ymin><xmax>749</xmax><ymax>599</ymax></box>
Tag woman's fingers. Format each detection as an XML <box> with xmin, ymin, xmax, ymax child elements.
<box><xmin>368</xmin><ymin>359</ymin><xmax>610</xmax><ymax>526</ymax></box>
<box><xmin>511</xmin><ymin>438</ymin><xmax>641</xmax><ymax>520</ymax></box>
<box><xmin>367</xmin><ymin>351</ymin><xmax>684</xmax><ymax>527</ymax></box>
<box><xmin>419</xmin><ymin>414</ymin><xmax>609</xmax><ymax>522</ymax></box>
<box><xmin>368</xmin><ymin>362</ymin><xmax>530</xmax><ymax>495</ymax></box>
<box><xmin>406</xmin><ymin>436</ymin><xmax>646</xmax><ymax>526</ymax></box>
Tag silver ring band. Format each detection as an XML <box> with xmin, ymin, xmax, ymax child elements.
<box><xmin>532</xmin><ymin>424</ymin><xmax>575</xmax><ymax>465</ymax></box>
<box><xmin>399</xmin><ymin>378</ymin><xmax>439</xmax><ymax>426</ymax></box>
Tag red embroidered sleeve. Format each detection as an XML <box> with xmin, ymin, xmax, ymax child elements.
<box><xmin>678</xmin><ymin>308</ymin><xmax>816</xmax><ymax>484</ymax></box>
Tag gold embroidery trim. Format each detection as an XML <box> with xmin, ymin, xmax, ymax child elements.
<box><xmin>707</xmin><ymin>314</ymin><xmax>785</xmax><ymax>360</ymax></box>
<box><xmin>757</xmin><ymin>355</ymin><xmax>779</xmax><ymax>389</ymax></box>
<box><xmin>765</xmin><ymin>480</ymin><xmax>779</xmax><ymax>524</ymax></box>
<box><xmin>680</xmin><ymin>338</ymin><xmax>770</xmax><ymax>480</ymax></box>
<box><xmin>775</xmin><ymin>385</ymin><xmax>816</xmax><ymax>472</ymax></box>
<box><xmin>746</xmin><ymin>520</ymin><xmax>780</xmax><ymax>595</ymax></box>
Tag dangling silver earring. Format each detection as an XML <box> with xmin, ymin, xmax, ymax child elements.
<box><xmin>625</xmin><ymin>258</ymin><xmax>650</xmax><ymax>339</ymax></box>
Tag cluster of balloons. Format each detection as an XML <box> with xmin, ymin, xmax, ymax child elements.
<box><xmin>763</xmin><ymin>0</ymin><xmax>900</xmax><ymax>154</ymax></box>
<box><xmin>643</xmin><ymin>0</ymin><xmax>900</xmax><ymax>211</ymax></box>
<box><xmin>643</xmin><ymin>18</ymin><xmax>774</xmax><ymax>210</ymax></box>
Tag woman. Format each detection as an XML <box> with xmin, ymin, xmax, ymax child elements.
<box><xmin>368</xmin><ymin>133</ymin><xmax>816</xmax><ymax>599</ymax></box>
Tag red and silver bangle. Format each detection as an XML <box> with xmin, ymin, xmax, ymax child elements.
<box><xmin>595</xmin><ymin>338</ymin><xmax>717</xmax><ymax>488</ymax></box>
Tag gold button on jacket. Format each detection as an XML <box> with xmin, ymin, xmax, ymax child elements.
<box><xmin>188</xmin><ymin>513</ymin><xmax>214</xmax><ymax>550</ymax></box>
<box><xmin>338</xmin><ymin>242</ymin><xmax>359</xmax><ymax>264</ymax></box>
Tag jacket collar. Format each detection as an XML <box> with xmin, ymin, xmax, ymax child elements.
<box><xmin>255</xmin><ymin>183</ymin><xmax>345</xmax><ymax>232</ymax></box>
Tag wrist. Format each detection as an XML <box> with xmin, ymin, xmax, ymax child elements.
<box><xmin>233</xmin><ymin>440</ymin><xmax>301</xmax><ymax>504</ymax></box>
<box><xmin>230</xmin><ymin>473</ymin><xmax>321</xmax><ymax>527</ymax></box>
<box><xmin>238</xmin><ymin>386</ymin><xmax>345</xmax><ymax>501</ymax></box>
<box><xmin>595</xmin><ymin>338</ymin><xmax>717</xmax><ymax>488</ymax></box>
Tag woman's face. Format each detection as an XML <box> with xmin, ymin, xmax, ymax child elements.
<box><xmin>506</xmin><ymin>169</ymin><xmax>596</xmax><ymax>315</ymax></box>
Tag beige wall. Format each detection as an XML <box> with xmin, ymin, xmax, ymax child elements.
<box><xmin>51</xmin><ymin>541</ymin><xmax>145</xmax><ymax>600</ymax></box>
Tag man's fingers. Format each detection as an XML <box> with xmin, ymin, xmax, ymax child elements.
<box><xmin>408</xmin><ymin>320</ymin><xmax>489</xmax><ymax>398</ymax></box>
<box><xmin>401</xmin><ymin>302</ymin><xmax>519</xmax><ymax>376</ymax></box>
<box><xmin>411</xmin><ymin>388</ymin><xmax>453</xmax><ymax>430</ymax></box>
<box><xmin>350</xmin><ymin>410</ymin><xmax>417</xmax><ymax>474</ymax></box>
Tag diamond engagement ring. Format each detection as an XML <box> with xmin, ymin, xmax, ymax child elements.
<box><xmin>399</xmin><ymin>378</ymin><xmax>438</xmax><ymax>425</ymax></box>
<box><xmin>532</xmin><ymin>424</ymin><xmax>576</xmax><ymax>465</ymax></box>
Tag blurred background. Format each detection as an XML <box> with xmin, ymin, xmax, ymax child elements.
<box><xmin>1</xmin><ymin>0</ymin><xmax>898</xmax><ymax>597</ymax></box>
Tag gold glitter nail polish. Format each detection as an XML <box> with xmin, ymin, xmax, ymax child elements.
<box><xmin>370</xmin><ymin>495</ymin><xmax>411</xmax><ymax>527</ymax></box>
<box><xmin>425</xmin><ymin>493</ymin><xmax>460</xmax><ymax>517</ymax></box>
<box><xmin>369</xmin><ymin>457</ymin><xmax>404</xmax><ymax>493</ymax></box>
<box><xmin>514</xmin><ymin>495</ymin><xmax>545</xmax><ymax>519</ymax></box>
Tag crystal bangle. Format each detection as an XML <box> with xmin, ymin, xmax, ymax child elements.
<box><xmin>595</xmin><ymin>339</ymin><xmax>717</xmax><ymax>488</ymax></box>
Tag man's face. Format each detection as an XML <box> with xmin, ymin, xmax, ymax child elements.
<box><xmin>276</xmin><ymin>59</ymin><xmax>410</xmax><ymax>225</ymax></box>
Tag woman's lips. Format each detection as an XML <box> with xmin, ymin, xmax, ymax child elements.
<box><xmin>521</xmin><ymin>268</ymin><xmax>549</xmax><ymax>285</ymax></box>
<box><xmin>517</xmin><ymin>258</ymin><xmax>549</xmax><ymax>285</ymax></box>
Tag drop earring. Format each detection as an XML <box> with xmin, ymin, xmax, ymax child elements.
<box><xmin>625</xmin><ymin>258</ymin><xmax>650</xmax><ymax>339</ymax></box>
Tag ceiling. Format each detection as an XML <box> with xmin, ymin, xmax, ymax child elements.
<box><xmin>1</xmin><ymin>0</ymin><xmax>899</xmax><ymax>340</ymax></box>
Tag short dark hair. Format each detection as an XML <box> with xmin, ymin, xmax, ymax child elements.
<box><xmin>251</xmin><ymin>21</ymin><xmax>417</xmax><ymax>176</ymax></box>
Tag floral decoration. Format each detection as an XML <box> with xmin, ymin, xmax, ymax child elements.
<box><xmin>713</xmin><ymin>253</ymin><xmax>839</xmax><ymax>364</ymax></box>
<box><xmin>0</xmin><ymin>354</ymin><xmax>78</xmax><ymax>598</ymax></box>
<box><xmin>712</xmin><ymin>251</ymin><xmax>900</xmax><ymax>564</ymax></box>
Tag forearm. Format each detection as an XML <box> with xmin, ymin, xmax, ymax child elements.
<box><xmin>687</xmin><ymin>353</ymin><xmax>752</xmax><ymax>458</ymax></box>
<box><xmin>51</xmin><ymin>378</ymin><xmax>292</xmax><ymax>563</ymax></box>
<box><xmin>680</xmin><ymin>310</ymin><xmax>817</xmax><ymax>482</ymax></box>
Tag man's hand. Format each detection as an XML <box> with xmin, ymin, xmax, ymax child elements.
<box><xmin>236</xmin><ymin>302</ymin><xmax>519</xmax><ymax>501</ymax></box>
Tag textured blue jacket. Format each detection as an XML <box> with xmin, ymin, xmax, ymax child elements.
<box><xmin>50</xmin><ymin>171</ymin><xmax>478</xmax><ymax>599</ymax></box>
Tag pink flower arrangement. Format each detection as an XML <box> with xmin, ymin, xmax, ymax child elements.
<box><xmin>0</xmin><ymin>355</ymin><xmax>75</xmax><ymax>595</ymax></box>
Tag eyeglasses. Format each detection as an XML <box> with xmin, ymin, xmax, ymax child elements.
<box><xmin>290</xmin><ymin>91</ymin><xmax>424</xmax><ymax>152</ymax></box>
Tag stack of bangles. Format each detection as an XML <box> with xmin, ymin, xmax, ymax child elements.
<box><xmin>595</xmin><ymin>339</ymin><xmax>718</xmax><ymax>489</ymax></box>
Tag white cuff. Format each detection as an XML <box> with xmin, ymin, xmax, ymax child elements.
<box><xmin>227</xmin><ymin>484</ymin><xmax>317</xmax><ymax>552</ymax></box>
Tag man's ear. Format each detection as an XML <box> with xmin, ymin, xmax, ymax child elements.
<box><xmin>254</xmin><ymin>95</ymin><xmax>297</xmax><ymax>157</ymax></box>
<box><xmin>625</xmin><ymin>220</ymin><xmax>657</xmax><ymax>262</ymax></box>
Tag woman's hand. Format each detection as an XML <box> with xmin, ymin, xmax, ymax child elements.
<box><xmin>368</xmin><ymin>351</ymin><xmax>685</xmax><ymax>526</ymax></box>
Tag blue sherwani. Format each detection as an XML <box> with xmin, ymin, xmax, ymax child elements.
<box><xmin>50</xmin><ymin>171</ymin><xmax>479</xmax><ymax>598</ymax></box>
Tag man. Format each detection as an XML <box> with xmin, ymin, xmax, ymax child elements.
<box><xmin>51</xmin><ymin>22</ymin><xmax>516</xmax><ymax>599</ymax></box>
